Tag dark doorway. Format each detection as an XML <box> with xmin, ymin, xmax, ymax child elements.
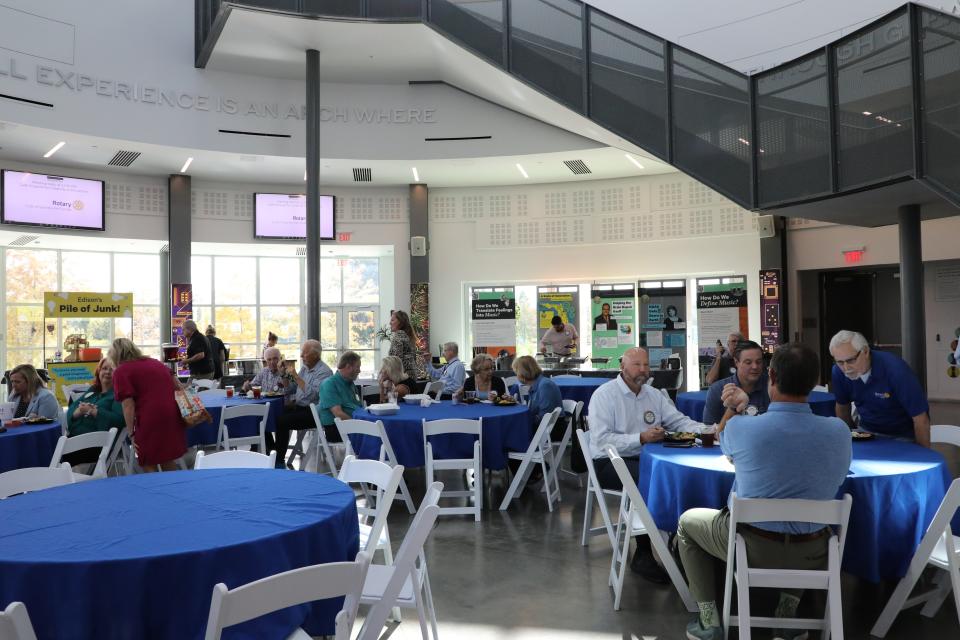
<box><xmin>818</xmin><ymin>267</ymin><xmax>902</xmax><ymax>383</ymax></box>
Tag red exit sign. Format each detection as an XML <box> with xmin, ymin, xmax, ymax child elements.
<box><xmin>337</xmin><ymin>232</ymin><xmax>352</xmax><ymax>242</ymax></box>
<box><xmin>843</xmin><ymin>249</ymin><xmax>864</xmax><ymax>264</ymax></box>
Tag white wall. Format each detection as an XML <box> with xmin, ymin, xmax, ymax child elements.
<box><xmin>428</xmin><ymin>173</ymin><xmax>764</xmax><ymax>369</ymax></box>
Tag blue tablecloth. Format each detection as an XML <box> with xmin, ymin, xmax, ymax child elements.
<box><xmin>675</xmin><ymin>390</ymin><xmax>836</xmax><ymax>422</ymax></box>
<box><xmin>187</xmin><ymin>393</ymin><xmax>284</xmax><ymax>447</ymax></box>
<box><xmin>554</xmin><ymin>377</ymin><xmax>607</xmax><ymax>412</ymax></box>
<box><xmin>638</xmin><ymin>438</ymin><xmax>953</xmax><ymax>582</ymax></box>
<box><xmin>0</xmin><ymin>422</ymin><xmax>61</xmax><ymax>473</ymax></box>
<box><xmin>352</xmin><ymin>401</ymin><xmax>531</xmax><ymax>470</ymax></box>
<box><xmin>0</xmin><ymin>470</ymin><xmax>359</xmax><ymax>639</ymax></box>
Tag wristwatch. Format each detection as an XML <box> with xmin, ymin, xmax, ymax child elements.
<box><xmin>741</xmin><ymin>405</ymin><xmax>759</xmax><ymax>416</ymax></box>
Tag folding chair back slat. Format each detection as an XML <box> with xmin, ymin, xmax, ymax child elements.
<box><xmin>338</xmin><ymin>456</ymin><xmax>404</xmax><ymax>557</ymax></box>
<box><xmin>931</xmin><ymin>424</ymin><xmax>960</xmax><ymax>448</ymax></box>
<box><xmin>423</xmin><ymin>418</ymin><xmax>482</xmax><ymax>521</ymax></box>
<box><xmin>195</xmin><ymin>450</ymin><xmax>276</xmax><ymax>469</ymax></box>
<box><xmin>50</xmin><ymin>428</ymin><xmax>118</xmax><ymax>478</ymax></box>
<box><xmin>0</xmin><ymin>602</ymin><xmax>39</xmax><ymax>640</ymax></box>
<box><xmin>0</xmin><ymin>464</ymin><xmax>74</xmax><ymax>499</ymax></box>
<box><xmin>218</xmin><ymin>403</ymin><xmax>270</xmax><ymax>453</ymax></box>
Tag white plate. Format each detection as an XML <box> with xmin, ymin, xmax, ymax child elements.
<box><xmin>403</xmin><ymin>394</ymin><xmax>431</xmax><ymax>404</ymax></box>
<box><xmin>480</xmin><ymin>399</ymin><xmax>493</xmax><ymax>404</ymax></box>
<box><xmin>368</xmin><ymin>403</ymin><xmax>400</xmax><ymax>416</ymax></box>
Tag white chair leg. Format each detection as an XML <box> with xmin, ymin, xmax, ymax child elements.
<box><xmin>413</xmin><ymin>586</ymin><xmax>430</xmax><ymax>640</ymax></box>
<box><xmin>498</xmin><ymin>456</ymin><xmax>533</xmax><ymax>510</ymax></box>
<box><xmin>540</xmin><ymin>458</ymin><xmax>554</xmax><ymax>512</ymax></box>
<box><xmin>423</xmin><ymin>570</ymin><xmax>440</xmax><ymax>640</ymax></box>
<box><xmin>473</xmin><ymin>450</ymin><xmax>483</xmax><ymax>521</ymax></box>
<box><xmin>397</xmin><ymin>474</ymin><xmax>417</xmax><ymax>514</ymax></box>
<box><xmin>581</xmin><ymin>485</ymin><xmax>595</xmax><ymax>546</ymax></box>
<box><xmin>919</xmin><ymin>570</ymin><xmax>952</xmax><ymax>617</ymax></box>
<box><xmin>612</xmin><ymin>519</ymin><xmax>630</xmax><ymax>611</ymax></box>
<box><xmin>735</xmin><ymin>538</ymin><xmax>752</xmax><ymax>640</ymax></box>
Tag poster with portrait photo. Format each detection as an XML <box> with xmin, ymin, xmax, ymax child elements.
<box><xmin>638</xmin><ymin>282</ymin><xmax>687</xmax><ymax>370</ymax></box>
<box><xmin>590</xmin><ymin>285</ymin><xmax>635</xmax><ymax>368</ymax></box>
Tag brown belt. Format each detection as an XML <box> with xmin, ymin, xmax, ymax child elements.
<box><xmin>740</xmin><ymin>523</ymin><xmax>830</xmax><ymax>543</ymax></box>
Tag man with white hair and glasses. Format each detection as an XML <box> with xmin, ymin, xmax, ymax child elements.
<box><xmin>829</xmin><ymin>329</ymin><xmax>930</xmax><ymax>447</ymax></box>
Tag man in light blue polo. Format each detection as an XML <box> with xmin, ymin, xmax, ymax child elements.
<box><xmin>423</xmin><ymin>342</ymin><xmax>465</xmax><ymax>396</ymax></box>
<box><xmin>829</xmin><ymin>329</ymin><xmax>930</xmax><ymax>447</ymax></box>
<box><xmin>677</xmin><ymin>343</ymin><xmax>851</xmax><ymax>640</ymax></box>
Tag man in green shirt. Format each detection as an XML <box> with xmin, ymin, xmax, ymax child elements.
<box><xmin>319</xmin><ymin>351</ymin><xmax>363</xmax><ymax>437</ymax></box>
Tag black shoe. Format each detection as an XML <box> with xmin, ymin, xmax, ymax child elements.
<box><xmin>630</xmin><ymin>549</ymin><xmax>669</xmax><ymax>584</ymax></box>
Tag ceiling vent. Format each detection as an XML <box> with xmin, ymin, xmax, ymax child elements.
<box><xmin>8</xmin><ymin>235</ymin><xmax>39</xmax><ymax>247</ymax></box>
<box><xmin>108</xmin><ymin>150</ymin><xmax>141</xmax><ymax>167</ymax></box>
<box><xmin>564</xmin><ymin>159</ymin><xmax>591</xmax><ymax>175</ymax></box>
<box><xmin>296</xmin><ymin>247</ymin><xmax>307</xmax><ymax>257</ymax></box>
<box><xmin>353</xmin><ymin>168</ymin><xmax>372</xmax><ymax>182</ymax></box>
<box><xmin>159</xmin><ymin>243</ymin><xmax>169</xmax><ymax>254</ymax></box>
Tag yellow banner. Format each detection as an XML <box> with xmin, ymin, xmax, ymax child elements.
<box><xmin>44</xmin><ymin>292</ymin><xmax>133</xmax><ymax>318</ymax></box>
<box><xmin>48</xmin><ymin>361</ymin><xmax>99</xmax><ymax>405</ymax></box>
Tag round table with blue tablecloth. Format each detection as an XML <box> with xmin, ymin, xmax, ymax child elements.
<box><xmin>637</xmin><ymin>438</ymin><xmax>953</xmax><ymax>582</ymax></box>
<box><xmin>553</xmin><ymin>377</ymin><xmax>608</xmax><ymax>411</ymax></box>
<box><xmin>675</xmin><ymin>389</ymin><xmax>836</xmax><ymax>422</ymax></box>
<box><xmin>0</xmin><ymin>469</ymin><xmax>358</xmax><ymax>639</ymax></box>
<box><xmin>186</xmin><ymin>392</ymin><xmax>285</xmax><ymax>447</ymax></box>
<box><xmin>0</xmin><ymin>421</ymin><xmax>62</xmax><ymax>473</ymax></box>
<box><xmin>352</xmin><ymin>401</ymin><xmax>531</xmax><ymax>470</ymax></box>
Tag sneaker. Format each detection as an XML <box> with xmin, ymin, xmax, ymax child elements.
<box><xmin>686</xmin><ymin>618</ymin><xmax>723</xmax><ymax>640</ymax></box>
<box><xmin>630</xmin><ymin>549</ymin><xmax>669</xmax><ymax>584</ymax></box>
<box><xmin>772</xmin><ymin>631</ymin><xmax>809</xmax><ymax>640</ymax></box>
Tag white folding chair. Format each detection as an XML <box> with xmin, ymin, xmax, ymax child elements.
<box><xmin>0</xmin><ymin>464</ymin><xmax>74</xmax><ymax>499</ymax></box>
<box><xmin>556</xmin><ymin>399</ymin><xmax>583</xmax><ymax>482</ymax></box>
<box><xmin>502</xmin><ymin>376</ymin><xmax>519</xmax><ymax>393</ymax></box>
<box><xmin>195</xmin><ymin>449</ymin><xmax>276</xmax><ymax>469</ymax></box>
<box><xmin>931</xmin><ymin>424</ymin><xmax>960</xmax><ymax>447</ymax></box>
<box><xmin>335</xmin><ymin>418</ymin><xmax>416</xmax><ymax>514</ymax></box>
<box><xmin>576</xmin><ymin>429</ymin><xmax>619</xmax><ymax>548</ymax></box>
<box><xmin>607</xmin><ymin>449</ymin><xmax>697</xmax><ymax>613</ymax></box>
<box><xmin>360</xmin><ymin>385</ymin><xmax>381</xmax><ymax>408</ymax></box>
<box><xmin>63</xmin><ymin>384</ymin><xmax>91</xmax><ymax>404</ymax></box>
<box><xmin>193</xmin><ymin>379</ymin><xmax>218</xmax><ymax>391</ymax></box>
<box><xmin>105</xmin><ymin>432</ymin><xmax>138</xmax><ymax>476</ymax></box>
<box><xmin>303</xmin><ymin>403</ymin><xmax>345</xmax><ymax>475</ymax></box>
<box><xmin>722</xmin><ymin>493</ymin><xmax>853</xmax><ymax>640</ymax></box>
<box><xmin>0</xmin><ymin>602</ymin><xmax>38</xmax><ymax>640</ymax></box>
<box><xmin>812</xmin><ymin>384</ymin><xmax>829</xmax><ymax>393</ymax></box>
<box><xmin>423</xmin><ymin>418</ymin><xmax>483</xmax><ymax>521</ymax></box>
<box><xmin>423</xmin><ymin>381</ymin><xmax>444</xmax><ymax>400</ymax></box>
<box><xmin>517</xmin><ymin>384</ymin><xmax>530</xmax><ymax>405</ymax></box>
<box><xmin>500</xmin><ymin>408</ymin><xmax>562</xmax><ymax>512</ymax></box>
<box><xmin>49</xmin><ymin>427</ymin><xmax>118</xmax><ymax>478</ymax></box>
<box><xmin>552</xmin><ymin>374</ymin><xmax>581</xmax><ymax>379</ymax></box>
<box><xmin>871</xmin><ymin>477</ymin><xmax>960</xmax><ymax>637</ymax></box>
<box><xmin>338</xmin><ymin>456</ymin><xmax>404</xmax><ymax>567</ymax></box>
<box><xmin>217</xmin><ymin>403</ymin><xmax>270</xmax><ymax>453</ymax></box>
<box><xmin>357</xmin><ymin>482</ymin><xmax>443</xmax><ymax>640</ymax></box>
<box><xmin>204</xmin><ymin>552</ymin><xmax>371</xmax><ymax>640</ymax></box>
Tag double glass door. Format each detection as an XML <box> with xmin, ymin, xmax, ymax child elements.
<box><xmin>319</xmin><ymin>306</ymin><xmax>379</xmax><ymax>376</ymax></box>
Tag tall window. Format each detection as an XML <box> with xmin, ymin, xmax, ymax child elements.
<box><xmin>319</xmin><ymin>258</ymin><xmax>380</xmax><ymax>376</ymax></box>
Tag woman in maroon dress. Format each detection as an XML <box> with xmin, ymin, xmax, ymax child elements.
<box><xmin>109</xmin><ymin>338</ymin><xmax>186</xmax><ymax>471</ymax></box>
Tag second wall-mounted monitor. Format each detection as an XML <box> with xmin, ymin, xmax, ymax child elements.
<box><xmin>254</xmin><ymin>193</ymin><xmax>334</xmax><ymax>240</ymax></box>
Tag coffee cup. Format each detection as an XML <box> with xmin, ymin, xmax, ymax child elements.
<box><xmin>225</xmin><ymin>386</ymin><xmax>234</xmax><ymax>398</ymax></box>
<box><xmin>252</xmin><ymin>386</ymin><xmax>261</xmax><ymax>399</ymax></box>
<box><xmin>0</xmin><ymin>401</ymin><xmax>16</xmax><ymax>422</ymax></box>
<box><xmin>701</xmin><ymin>426</ymin><xmax>716</xmax><ymax>448</ymax></box>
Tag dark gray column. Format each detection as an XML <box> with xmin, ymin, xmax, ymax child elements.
<box><xmin>758</xmin><ymin>215</ymin><xmax>788</xmax><ymax>346</ymax></box>
<box><xmin>898</xmin><ymin>204</ymin><xmax>925</xmax><ymax>385</ymax></box>
<box><xmin>166</xmin><ymin>174</ymin><xmax>192</xmax><ymax>340</ymax></box>
<box><xmin>305</xmin><ymin>49</ymin><xmax>320</xmax><ymax>340</ymax></box>
<box><xmin>409</xmin><ymin>184</ymin><xmax>429</xmax><ymax>283</ymax></box>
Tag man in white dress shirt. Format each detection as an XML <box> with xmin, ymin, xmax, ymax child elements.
<box><xmin>589</xmin><ymin>347</ymin><xmax>705</xmax><ymax>582</ymax></box>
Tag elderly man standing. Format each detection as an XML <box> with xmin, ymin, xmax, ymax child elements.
<box><xmin>243</xmin><ymin>347</ymin><xmax>293</xmax><ymax>397</ymax></box>
<box><xmin>677</xmin><ymin>343</ymin><xmax>851</xmax><ymax>640</ymax></box>
<box><xmin>702</xmin><ymin>340</ymin><xmax>768</xmax><ymax>425</ymax></box>
<box><xmin>589</xmin><ymin>347</ymin><xmax>705</xmax><ymax>583</ymax></box>
<box><xmin>267</xmin><ymin>339</ymin><xmax>333</xmax><ymax>467</ymax></box>
<box><xmin>180</xmin><ymin>320</ymin><xmax>215</xmax><ymax>382</ymax></box>
<box><xmin>829</xmin><ymin>329</ymin><xmax>930</xmax><ymax>447</ymax></box>
<box><xmin>423</xmin><ymin>342</ymin><xmax>465</xmax><ymax>397</ymax></box>
<box><xmin>704</xmin><ymin>331</ymin><xmax>745</xmax><ymax>385</ymax></box>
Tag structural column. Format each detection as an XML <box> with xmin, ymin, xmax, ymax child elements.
<box><xmin>898</xmin><ymin>204</ymin><xmax>924</xmax><ymax>385</ymax></box>
<box><xmin>164</xmin><ymin>174</ymin><xmax>192</xmax><ymax>340</ymax></box>
<box><xmin>305</xmin><ymin>49</ymin><xmax>321</xmax><ymax>340</ymax></box>
<box><xmin>409</xmin><ymin>183</ymin><xmax>429</xmax><ymax>358</ymax></box>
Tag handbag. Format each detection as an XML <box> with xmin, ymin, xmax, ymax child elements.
<box><xmin>174</xmin><ymin>385</ymin><xmax>212</xmax><ymax>427</ymax></box>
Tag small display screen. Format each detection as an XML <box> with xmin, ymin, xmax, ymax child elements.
<box><xmin>2</xmin><ymin>170</ymin><xmax>105</xmax><ymax>231</ymax></box>
<box><xmin>254</xmin><ymin>193</ymin><xmax>334</xmax><ymax>240</ymax></box>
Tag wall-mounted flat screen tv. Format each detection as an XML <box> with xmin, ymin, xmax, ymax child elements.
<box><xmin>1</xmin><ymin>169</ymin><xmax>105</xmax><ymax>231</ymax></box>
<box><xmin>254</xmin><ymin>193</ymin><xmax>334</xmax><ymax>240</ymax></box>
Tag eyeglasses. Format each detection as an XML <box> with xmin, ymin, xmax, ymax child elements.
<box><xmin>834</xmin><ymin>350</ymin><xmax>862</xmax><ymax>367</ymax></box>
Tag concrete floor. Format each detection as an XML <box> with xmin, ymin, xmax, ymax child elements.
<box><xmin>356</xmin><ymin>461</ymin><xmax>959</xmax><ymax>640</ymax></box>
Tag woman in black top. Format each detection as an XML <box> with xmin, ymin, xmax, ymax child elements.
<box><xmin>461</xmin><ymin>353</ymin><xmax>507</xmax><ymax>399</ymax></box>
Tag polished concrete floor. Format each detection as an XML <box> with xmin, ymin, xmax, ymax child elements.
<box><xmin>353</xmin><ymin>460</ymin><xmax>959</xmax><ymax>640</ymax></box>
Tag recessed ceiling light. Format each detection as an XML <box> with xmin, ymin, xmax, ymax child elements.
<box><xmin>43</xmin><ymin>141</ymin><xmax>65</xmax><ymax>158</ymax></box>
<box><xmin>411</xmin><ymin>167</ymin><xmax>420</xmax><ymax>182</ymax></box>
<box><xmin>862</xmin><ymin>111</ymin><xmax>872</xmax><ymax>116</ymax></box>
<box><xmin>515</xmin><ymin>163</ymin><xmax>529</xmax><ymax>179</ymax></box>
<box><xmin>180</xmin><ymin>157</ymin><xmax>193</xmax><ymax>173</ymax></box>
<box><xmin>624</xmin><ymin>154</ymin><xmax>644</xmax><ymax>170</ymax></box>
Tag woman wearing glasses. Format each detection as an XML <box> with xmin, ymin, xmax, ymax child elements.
<box><xmin>461</xmin><ymin>353</ymin><xmax>507</xmax><ymax>400</ymax></box>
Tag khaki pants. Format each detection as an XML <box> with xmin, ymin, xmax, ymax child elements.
<box><xmin>677</xmin><ymin>508</ymin><xmax>829</xmax><ymax>603</ymax></box>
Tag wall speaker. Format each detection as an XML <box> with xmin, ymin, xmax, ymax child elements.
<box><xmin>410</xmin><ymin>236</ymin><xmax>427</xmax><ymax>256</ymax></box>
<box><xmin>757</xmin><ymin>215</ymin><xmax>776</xmax><ymax>239</ymax></box>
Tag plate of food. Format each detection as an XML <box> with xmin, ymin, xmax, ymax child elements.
<box><xmin>263</xmin><ymin>391</ymin><xmax>286</xmax><ymax>397</ymax></box>
<box><xmin>663</xmin><ymin>431</ymin><xmax>697</xmax><ymax>444</ymax></box>
<box><xmin>851</xmin><ymin>431</ymin><xmax>874</xmax><ymax>440</ymax></box>
<box><xmin>461</xmin><ymin>397</ymin><xmax>480</xmax><ymax>405</ymax></box>
<box><xmin>494</xmin><ymin>397</ymin><xmax>519</xmax><ymax>406</ymax></box>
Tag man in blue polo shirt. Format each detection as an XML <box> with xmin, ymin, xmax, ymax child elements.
<box><xmin>829</xmin><ymin>330</ymin><xmax>930</xmax><ymax>447</ymax></box>
<box><xmin>702</xmin><ymin>340</ymin><xmax>769</xmax><ymax>425</ymax></box>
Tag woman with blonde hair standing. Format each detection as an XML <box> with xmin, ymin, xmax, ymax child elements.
<box><xmin>109</xmin><ymin>338</ymin><xmax>186</xmax><ymax>472</ymax></box>
<box><xmin>388</xmin><ymin>310</ymin><xmax>420</xmax><ymax>377</ymax></box>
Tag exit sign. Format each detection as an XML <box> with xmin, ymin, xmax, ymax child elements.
<box><xmin>843</xmin><ymin>249</ymin><xmax>864</xmax><ymax>264</ymax></box>
<box><xmin>337</xmin><ymin>232</ymin><xmax>352</xmax><ymax>242</ymax></box>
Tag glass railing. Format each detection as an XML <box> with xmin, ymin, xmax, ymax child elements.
<box><xmin>196</xmin><ymin>1</ymin><xmax>960</xmax><ymax>212</ymax></box>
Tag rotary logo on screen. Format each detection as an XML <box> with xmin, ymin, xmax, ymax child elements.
<box><xmin>73</xmin><ymin>200</ymin><xmax>84</xmax><ymax>211</ymax></box>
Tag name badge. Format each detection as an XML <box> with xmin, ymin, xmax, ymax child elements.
<box><xmin>644</xmin><ymin>410</ymin><xmax>656</xmax><ymax>425</ymax></box>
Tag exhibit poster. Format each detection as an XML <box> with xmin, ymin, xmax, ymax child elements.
<box><xmin>759</xmin><ymin>269</ymin><xmax>782</xmax><ymax>351</ymax></box>
<box><xmin>590</xmin><ymin>284</ymin><xmax>635</xmax><ymax>368</ymax></box>
<box><xmin>638</xmin><ymin>281</ymin><xmax>687</xmax><ymax>369</ymax></box>
<box><xmin>537</xmin><ymin>288</ymin><xmax>579</xmax><ymax>353</ymax></box>
<box><xmin>471</xmin><ymin>286</ymin><xmax>516</xmax><ymax>358</ymax></box>
<box><xmin>696</xmin><ymin>279</ymin><xmax>748</xmax><ymax>355</ymax></box>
